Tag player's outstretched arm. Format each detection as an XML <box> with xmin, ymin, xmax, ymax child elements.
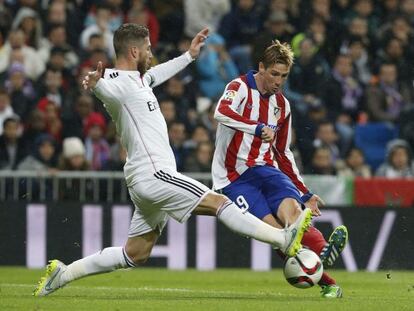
<box><xmin>144</xmin><ymin>28</ymin><xmax>209</xmax><ymax>88</ymax></box>
<box><xmin>82</xmin><ymin>61</ymin><xmax>103</xmax><ymax>91</ymax></box>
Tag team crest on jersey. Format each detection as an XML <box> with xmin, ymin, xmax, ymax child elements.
<box><xmin>274</xmin><ymin>107</ymin><xmax>280</xmax><ymax>117</ymax></box>
<box><xmin>223</xmin><ymin>90</ymin><xmax>237</xmax><ymax>101</ymax></box>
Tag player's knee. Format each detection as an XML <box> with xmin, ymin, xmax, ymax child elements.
<box><xmin>278</xmin><ymin>198</ymin><xmax>302</xmax><ymax>224</ymax></box>
<box><xmin>197</xmin><ymin>192</ymin><xmax>228</xmax><ymax>215</ymax></box>
<box><xmin>283</xmin><ymin>198</ymin><xmax>301</xmax><ymax>211</ymax></box>
<box><xmin>124</xmin><ymin>246</ymin><xmax>151</xmax><ymax>265</ymax></box>
<box><xmin>210</xmin><ymin>193</ymin><xmax>230</xmax><ymax>214</ymax></box>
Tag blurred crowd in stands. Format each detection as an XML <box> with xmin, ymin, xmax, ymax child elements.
<box><xmin>0</xmin><ymin>0</ymin><xmax>413</xmax><ymax>179</ymax></box>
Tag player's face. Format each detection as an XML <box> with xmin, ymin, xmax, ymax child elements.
<box><xmin>136</xmin><ymin>37</ymin><xmax>152</xmax><ymax>74</ymax></box>
<box><xmin>259</xmin><ymin>62</ymin><xmax>289</xmax><ymax>95</ymax></box>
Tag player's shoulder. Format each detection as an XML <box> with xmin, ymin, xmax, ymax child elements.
<box><xmin>225</xmin><ymin>77</ymin><xmax>248</xmax><ymax>93</ymax></box>
<box><xmin>103</xmin><ymin>68</ymin><xmax>121</xmax><ymax>80</ymax></box>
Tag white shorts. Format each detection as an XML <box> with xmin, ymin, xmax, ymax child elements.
<box><xmin>127</xmin><ymin>169</ymin><xmax>211</xmax><ymax>237</ymax></box>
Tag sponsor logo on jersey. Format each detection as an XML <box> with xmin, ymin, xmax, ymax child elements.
<box><xmin>147</xmin><ymin>101</ymin><xmax>159</xmax><ymax>112</ymax></box>
<box><xmin>267</xmin><ymin>124</ymin><xmax>280</xmax><ymax>132</ymax></box>
<box><xmin>223</xmin><ymin>90</ymin><xmax>237</xmax><ymax>102</ymax></box>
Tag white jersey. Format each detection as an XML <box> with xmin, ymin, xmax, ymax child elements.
<box><xmin>93</xmin><ymin>52</ymin><xmax>193</xmax><ymax>186</ymax></box>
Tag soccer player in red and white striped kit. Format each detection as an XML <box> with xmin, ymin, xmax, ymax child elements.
<box><xmin>212</xmin><ymin>40</ymin><xmax>348</xmax><ymax>298</ymax></box>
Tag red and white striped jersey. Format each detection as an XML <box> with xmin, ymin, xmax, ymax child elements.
<box><xmin>212</xmin><ymin>71</ymin><xmax>308</xmax><ymax>193</ymax></box>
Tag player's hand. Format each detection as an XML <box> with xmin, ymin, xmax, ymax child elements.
<box><xmin>304</xmin><ymin>194</ymin><xmax>325</xmax><ymax>217</ymax></box>
<box><xmin>261</xmin><ymin>126</ymin><xmax>274</xmax><ymax>143</ymax></box>
<box><xmin>188</xmin><ymin>28</ymin><xmax>209</xmax><ymax>59</ymax></box>
<box><xmin>82</xmin><ymin>61</ymin><xmax>103</xmax><ymax>91</ymax></box>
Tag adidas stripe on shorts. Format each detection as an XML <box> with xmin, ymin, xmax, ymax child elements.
<box><xmin>127</xmin><ymin>169</ymin><xmax>211</xmax><ymax>237</ymax></box>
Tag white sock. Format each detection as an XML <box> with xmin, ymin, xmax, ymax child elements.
<box><xmin>60</xmin><ymin>247</ymin><xmax>134</xmax><ymax>285</ymax></box>
<box><xmin>217</xmin><ymin>201</ymin><xmax>285</xmax><ymax>248</ymax></box>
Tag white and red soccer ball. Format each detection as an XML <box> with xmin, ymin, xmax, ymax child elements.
<box><xmin>283</xmin><ymin>248</ymin><xmax>323</xmax><ymax>288</ymax></box>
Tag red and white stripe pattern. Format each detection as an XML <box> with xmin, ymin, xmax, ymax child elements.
<box><xmin>212</xmin><ymin>74</ymin><xmax>308</xmax><ymax>193</ymax></box>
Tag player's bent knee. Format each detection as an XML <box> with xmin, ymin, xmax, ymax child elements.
<box><xmin>195</xmin><ymin>192</ymin><xmax>228</xmax><ymax>215</ymax></box>
<box><xmin>124</xmin><ymin>245</ymin><xmax>152</xmax><ymax>265</ymax></box>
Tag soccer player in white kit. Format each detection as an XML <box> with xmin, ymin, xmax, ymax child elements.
<box><xmin>33</xmin><ymin>24</ymin><xmax>312</xmax><ymax>297</ymax></box>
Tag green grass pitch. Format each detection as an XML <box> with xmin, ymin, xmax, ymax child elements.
<box><xmin>1</xmin><ymin>268</ymin><xmax>413</xmax><ymax>311</ymax></box>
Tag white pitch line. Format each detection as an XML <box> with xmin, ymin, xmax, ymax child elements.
<box><xmin>0</xmin><ymin>283</ymin><xmax>291</xmax><ymax>297</ymax></box>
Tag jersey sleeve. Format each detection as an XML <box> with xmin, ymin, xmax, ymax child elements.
<box><xmin>144</xmin><ymin>52</ymin><xmax>193</xmax><ymax>88</ymax></box>
<box><xmin>92</xmin><ymin>78</ymin><xmax>120</xmax><ymax>108</ymax></box>
<box><xmin>273</xmin><ymin>108</ymin><xmax>309</xmax><ymax>195</ymax></box>
<box><xmin>214</xmin><ymin>80</ymin><xmax>260</xmax><ymax>135</ymax></box>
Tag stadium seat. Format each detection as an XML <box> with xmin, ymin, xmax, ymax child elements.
<box><xmin>354</xmin><ymin>123</ymin><xmax>398</xmax><ymax>171</ymax></box>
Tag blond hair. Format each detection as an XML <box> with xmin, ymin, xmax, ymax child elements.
<box><xmin>262</xmin><ymin>40</ymin><xmax>294</xmax><ymax>69</ymax></box>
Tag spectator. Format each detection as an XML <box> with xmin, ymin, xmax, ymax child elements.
<box><xmin>17</xmin><ymin>133</ymin><xmax>58</xmax><ymax>171</ymax></box>
<box><xmin>183</xmin><ymin>141</ymin><xmax>214</xmax><ymax>172</ymax></box>
<box><xmin>252</xmin><ymin>11</ymin><xmax>294</xmax><ymax>67</ymax></box>
<box><xmin>168</xmin><ymin>121</ymin><xmax>189</xmax><ymax>171</ymax></box>
<box><xmin>127</xmin><ymin>1</ymin><xmax>160</xmax><ymax>48</ymax></box>
<box><xmin>36</xmin><ymin>67</ymin><xmax>65</xmax><ymax>110</ymax></box>
<box><xmin>184</xmin><ymin>0</ymin><xmax>230</xmax><ymax>37</ymax></box>
<box><xmin>322</xmin><ymin>53</ymin><xmax>362</xmax><ymax>157</ymax></box>
<box><xmin>84</xmin><ymin>0</ymin><xmax>124</xmax><ymax>33</ymax></box>
<box><xmin>37</xmin><ymin>99</ymin><xmax>62</xmax><ymax>142</ymax></box>
<box><xmin>83</xmin><ymin>112</ymin><xmax>110</xmax><ymax>171</ymax></box>
<box><xmin>365</xmin><ymin>62</ymin><xmax>412</xmax><ymax>122</ymax></box>
<box><xmin>3</xmin><ymin>29</ymin><xmax>45</xmax><ymax>80</ymax></box>
<box><xmin>341</xmin><ymin>36</ymin><xmax>372</xmax><ymax>85</ymax></box>
<box><xmin>158</xmin><ymin>76</ymin><xmax>194</xmax><ymax>124</ymax></box>
<box><xmin>58</xmin><ymin>137</ymin><xmax>89</xmax><ymax>171</ymax></box>
<box><xmin>379</xmin><ymin>16</ymin><xmax>414</xmax><ymax>68</ymax></box>
<box><xmin>0</xmin><ymin>116</ymin><xmax>27</xmax><ymax>170</ymax></box>
<box><xmin>58</xmin><ymin>137</ymin><xmax>91</xmax><ymax>200</ymax></box>
<box><xmin>44</xmin><ymin>0</ymin><xmax>84</xmax><ymax>49</ymax></box>
<box><xmin>0</xmin><ymin>88</ymin><xmax>14</xmax><ymax>135</ymax></box>
<box><xmin>80</xmin><ymin>5</ymin><xmax>115</xmax><ymax>58</ymax></box>
<box><xmin>38</xmin><ymin>24</ymin><xmax>79</xmax><ymax>70</ymax></box>
<box><xmin>376</xmin><ymin>139</ymin><xmax>414</xmax><ymax>178</ymax></box>
<box><xmin>402</xmin><ymin>0</ymin><xmax>414</xmax><ymax>27</ymax></box>
<box><xmin>345</xmin><ymin>16</ymin><xmax>375</xmax><ymax>55</ymax></box>
<box><xmin>376</xmin><ymin>37</ymin><xmax>412</xmax><ymax>84</ymax></box>
<box><xmin>183</xmin><ymin>124</ymin><xmax>211</xmax><ymax>151</ymax></box>
<box><xmin>21</xmin><ymin>108</ymin><xmax>47</xmax><ymax>150</ymax></box>
<box><xmin>11</xmin><ymin>7</ymin><xmax>43</xmax><ymax>49</ymax></box>
<box><xmin>291</xmin><ymin>15</ymin><xmax>331</xmax><ymax>61</ymax></box>
<box><xmin>345</xmin><ymin>0</ymin><xmax>379</xmax><ymax>37</ymax></box>
<box><xmin>159</xmin><ymin>98</ymin><xmax>177</xmax><ymax>126</ymax></box>
<box><xmin>5</xmin><ymin>62</ymin><xmax>35</xmax><ymax>121</ymax></box>
<box><xmin>337</xmin><ymin>147</ymin><xmax>372</xmax><ymax>177</ymax></box>
<box><xmin>322</xmin><ymin>53</ymin><xmax>363</xmax><ymax>122</ymax></box>
<box><xmin>313</xmin><ymin>120</ymin><xmax>341</xmax><ymax>163</ymax></box>
<box><xmin>284</xmin><ymin>37</ymin><xmax>330</xmax><ymax>115</ymax></box>
<box><xmin>154</xmin><ymin>0</ymin><xmax>185</xmax><ymax>44</ymax></box>
<box><xmin>196</xmin><ymin>33</ymin><xmax>238</xmax><ymax>100</ymax></box>
<box><xmin>306</xmin><ymin>146</ymin><xmax>337</xmax><ymax>175</ymax></box>
<box><xmin>105</xmin><ymin>142</ymin><xmax>126</xmax><ymax>171</ymax></box>
<box><xmin>219</xmin><ymin>0</ymin><xmax>263</xmax><ymax>72</ymax></box>
<box><xmin>62</xmin><ymin>94</ymin><xmax>95</xmax><ymax>139</ymax></box>
<box><xmin>200</xmin><ymin>103</ymin><xmax>219</xmax><ymax>140</ymax></box>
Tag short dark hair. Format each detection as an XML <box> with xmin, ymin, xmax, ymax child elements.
<box><xmin>113</xmin><ymin>24</ymin><xmax>149</xmax><ymax>57</ymax></box>
<box><xmin>3</xmin><ymin>116</ymin><xmax>19</xmax><ymax>129</ymax></box>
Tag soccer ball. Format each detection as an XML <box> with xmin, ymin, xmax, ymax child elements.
<box><xmin>283</xmin><ymin>248</ymin><xmax>323</xmax><ymax>289</ymax></box>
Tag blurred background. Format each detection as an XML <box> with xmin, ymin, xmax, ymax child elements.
<box><xmin>0</xmin><ymin>0</ymin><xmax>413</xmax><ymax>271</ymax></box>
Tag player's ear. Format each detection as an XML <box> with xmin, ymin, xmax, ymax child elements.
<box><xmin>258</xmin><ymin>62</ymin><xmax>266</xmax><ymax>74</ymax></box>
<box><xmin>130</xmin><ymin>46</ymin><xmax>138</xmax><ymax>60</ymax></box>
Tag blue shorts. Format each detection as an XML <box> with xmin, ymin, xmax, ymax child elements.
<box><xmin>222</xmin><ymin>166</ymin><xmax>303</xmax><ymax>220</ymax></box>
